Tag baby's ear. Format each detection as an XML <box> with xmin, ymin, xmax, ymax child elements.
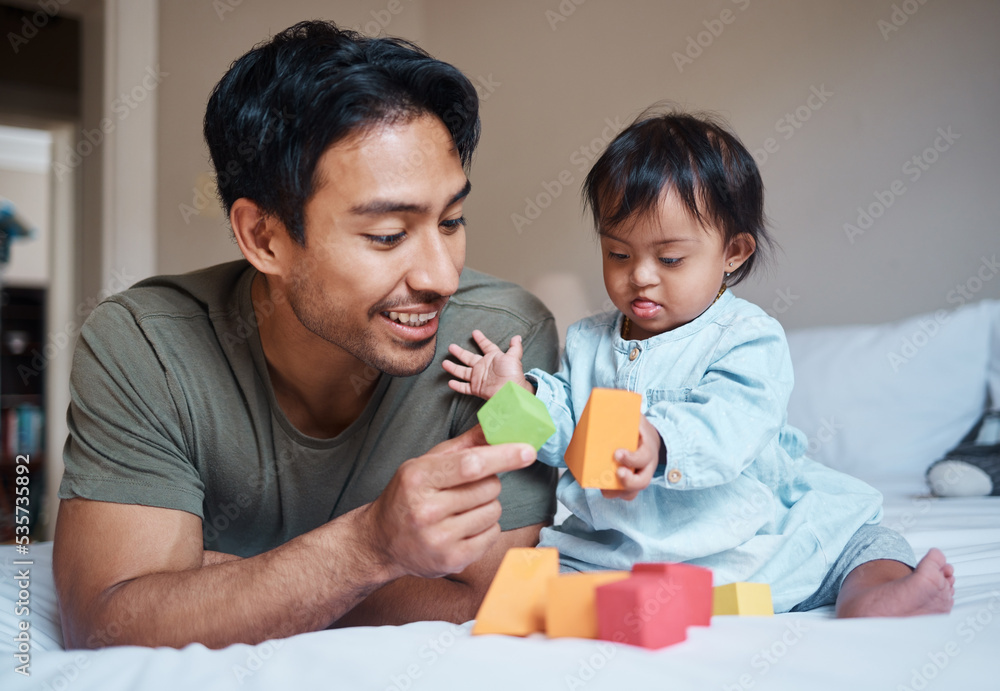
<box><xmin>725</xmin><ymin>232</ymin><xmax>756</xmax><ymax>270</ymax></box>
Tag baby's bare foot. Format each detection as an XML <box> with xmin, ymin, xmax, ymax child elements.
<box><xmin>836</xmin><ymin>548</ymin><xmax>955</xmax><ymax>618</ymax></box>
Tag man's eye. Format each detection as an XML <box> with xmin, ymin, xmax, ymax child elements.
<box><xmin>367</xmin><ymin>232</ymin><xmax>406</xmax><ymax>247</ymax></box>
<box><xmin>659</xmin><ymin>257</ymin><xmax>681</xmax><ymax>266</ymax></box>
<box><xmin>441</xmin><ymin>216</ymin><xmax>466</xmax><ymax>232</ymax></box>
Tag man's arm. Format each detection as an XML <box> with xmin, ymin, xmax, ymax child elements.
<box><xmin>55</xmin><ymin>498</ymin><xmax>385</xmax><ymax>649</ymax></box>
<box><xmin>330</xmin><ymin>523</ymin><xmax>543</xmax><ymax>627</ymax></box>
<box><xmin>54</xmin><ymin>430</ymin><xmax>537</xmax><ymax>649</ymax></box>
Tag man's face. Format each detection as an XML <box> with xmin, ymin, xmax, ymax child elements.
<box><xmin>281</xmin><ymin>114</ymin><xmax>469</xmax><ymax>376</ymax></box>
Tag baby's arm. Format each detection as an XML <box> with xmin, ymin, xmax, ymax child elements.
<box><xmin>443</xmin><ymin>329</ymin><xmax>534</xmax><ymax>399</ymax></box>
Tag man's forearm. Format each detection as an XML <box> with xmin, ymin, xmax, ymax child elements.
<box><xmin>63</xmin><ymin>505</ymin><xmax>393</xmax><ymax>650</ymax></box>
<box><xmin>330</xmin><ymin>575</ymin><xmax>483</xmax><ymax>628</ymax></box>
<box><xmin>331</xmin><ymin>523</ymin><xmax>545</xmax><ymax>628</ymax></box>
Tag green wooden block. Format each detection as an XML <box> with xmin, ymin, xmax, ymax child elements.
<box><xmin>477</xmin><ymin>381</ymin><xmax>556</xmax><ymax>451</ymax></box>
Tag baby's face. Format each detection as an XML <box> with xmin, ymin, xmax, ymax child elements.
<box><xmin>600</xmin><ymin>190</ymin><xmax>739</xmax><ymax>339</ymax></box>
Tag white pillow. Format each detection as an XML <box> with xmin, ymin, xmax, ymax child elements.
<box><xmin>784</xmin><ymin>300</ymin><xmax>998</xmax><ymax>483</ymax></box>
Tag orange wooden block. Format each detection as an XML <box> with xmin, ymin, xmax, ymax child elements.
<box><xmin>564</xmin><ymin>388</ymin><xmax>643</xmax><ymax>489</ymax></box>
<box><xmin>545</xmin><ymin>571</ymin><xmax>630</xmax><ymax>639</ymax></box>
<box><xmin>472</xmin><ymin>548</ymin><xmax>559</xmax><ymax>636</ymax></box>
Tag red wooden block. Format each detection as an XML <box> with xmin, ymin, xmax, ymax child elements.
<box><xmin>631</xmin><ymin>562</ymin><xmax>714</xmax><ymax>626</ymax></box>
<box><xmin>595</xmin><ymin>576</ymin><xmax>689</xmax><ymax>649</ymax></box>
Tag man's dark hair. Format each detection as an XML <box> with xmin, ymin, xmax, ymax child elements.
<box><xmin>583</xmin><ymin>109</ymin><xmax>773</xmax><ymax>285</ymax></box>
<box><xmin>204</xmin><ymin>20</ymin><xmax>481</xmax><ymax>245</ymax></box>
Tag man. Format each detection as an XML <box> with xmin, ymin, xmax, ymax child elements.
<box><xmin>53</xmin><ymin>21</ymin><xmax>558</xmax><ymax>649</ymax></box>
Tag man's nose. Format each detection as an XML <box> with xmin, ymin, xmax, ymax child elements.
<box><xmin>406</xmin><ymin>229</ymin><xmax>462</xmax><ymax>298</ymax></box>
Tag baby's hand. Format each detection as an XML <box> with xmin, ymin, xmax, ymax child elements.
<box><xmin>601</xmin><ymin>415</ymin><xmax>660</xmax><ymax>501</ymax></box>
<box><xmin>443</xmin><ymin>329</ymin><xmax>532</xmax><ymax>399</ymax></box>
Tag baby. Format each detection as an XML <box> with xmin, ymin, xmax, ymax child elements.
<box><xmin>445</xmin><ymin>110</ymin><xmax>954</xmax><ymax>617</ymax></box>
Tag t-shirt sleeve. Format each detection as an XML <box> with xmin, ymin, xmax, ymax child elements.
<box><xmin>59</xmin><ymin>301</ymin><xmax>206</xmax><ymax>517</ymax></box>
<box><xmin>450</xmin><ymin>310</ymin><xmax>560</xmax><ymax>531</ymax></box>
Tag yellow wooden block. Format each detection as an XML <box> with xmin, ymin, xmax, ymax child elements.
<box><xmin>472</xmin><ymin>548</ymin><xmax>560</xmax><ymax>636</ymax></box>
<box><xmin>564</xmin><ymin>388</ymin><xmax>643</xmax><ymax>489</ymax></box>
<box><xmin>712</xmin><ymin>582</ymin><xmax>774</xmax><ymax>616</ymax></box>
<box><xmin>545</xmin><ymin>571</ymin><xmax>630</xmax><ymax>639</ymax></box>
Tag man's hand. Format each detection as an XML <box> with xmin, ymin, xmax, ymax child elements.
<box><xmin>363</xmin><ymin>424</ymin><xmax>537</xmax><ymax>580</ymax></box>
<box><xmin>443</xmin><ymin>329</ymin><xmax>533</xmax><ymax>399</ymax></box>
<box><xmin>601</xmin><ymin>415</ymin><xmax>660</xmax><ymax>501</ymax></box>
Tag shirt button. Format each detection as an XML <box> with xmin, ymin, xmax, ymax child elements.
<box><xmin>667</xmin><ymin>469</ymin><xmax>682</xmax><ymax>484</ymax></box>
<box><xmin>629</xmin><ymin>347</ymin><xmax>640</xmax><ymax>361</ymax></box>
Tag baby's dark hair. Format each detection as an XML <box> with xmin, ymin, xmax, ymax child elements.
<box><xmin>583</xmin><ymin>109</ymin><xmax>772</xmax><ymax>285</ymax></box>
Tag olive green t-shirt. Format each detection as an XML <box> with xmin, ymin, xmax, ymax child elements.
<box><xmin>60</xmin><ymin>261</ymin><xmax>559</xmax><ymax>557</ymax></box>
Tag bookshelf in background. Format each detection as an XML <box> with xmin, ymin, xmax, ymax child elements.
<box><xmin>1</xmin><ymin>286</ymin><xmax>46</xmax><ymax>542</ymax></box>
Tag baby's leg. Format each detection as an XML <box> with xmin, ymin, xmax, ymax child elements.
<box><xmin>835</xmin><ymin>548</ymin><xmax>955</xmax><ymax>618</ymax></box>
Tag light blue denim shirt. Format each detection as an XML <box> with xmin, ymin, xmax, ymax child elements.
<box><xmin>527</xmin><ymin>290</ymin><xmax>883</xmax><ymax>612</ymax></box>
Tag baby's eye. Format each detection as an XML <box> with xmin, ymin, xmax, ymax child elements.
<box><xmin>659</xmin><ymin>257</ymin><xmax>682</xmax><ymax>266</ymax></box>
<box><xmin>607</xmin><ymin>251</ymin><xmax>629</xmax><ymax>261</ymax></box>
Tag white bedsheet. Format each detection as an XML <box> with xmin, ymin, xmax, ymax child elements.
<box><xmin>3</xmin><ymin>483</ymin><xmax>998</xmax><ymax>690</ymax></box>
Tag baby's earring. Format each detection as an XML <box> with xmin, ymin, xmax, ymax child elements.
<box><xmin>726</xmin><ymin>261</ymin><xmax>734</xmax><ymax>278</ymax></box>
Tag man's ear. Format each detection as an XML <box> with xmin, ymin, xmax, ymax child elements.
<box><xmin>724</xmin><ymin>232</ymin><xmax>756</xmax><ymax>273</ymax></box>
<box><xmin>231</xmin><ymin>198</ymin><xmax>288</xmax><ymax>275</ymax></box>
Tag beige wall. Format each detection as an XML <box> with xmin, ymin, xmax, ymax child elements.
<box><xmin>157</xmin><ymin>0</ymin><xmax>1000</xmax><ymax>331</ymax></box>
<box><xmin>156</xmin><ymin>0</ymin><xmax>426</xmax><ymax>275</ymax></box>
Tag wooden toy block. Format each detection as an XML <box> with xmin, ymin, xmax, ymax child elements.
<box><xmin>477</xmin><ymin>381</ymin><xmax>556</xmax><ymax>451</ymax></box>
<box><xmin>631</xmin><ymin>562</ymin><xmax>714</xmax><ymax>626</ymax></box>
<box><xmin>712</xmin><ymin>582</ymin><xmax>774</xmax><ymax>616</ymax></box>
<box><xmin>595</xmin><ymin>576</ymin><xmax>690</xmax><ymax>649</ymax></box>
<box><xmin>564</xmin><ymin>388</ymin><xmax>642</xmax><ymax>489</ymax></box>
<box><xmin>472</xmin><ymin>547</ymin><xmax>559</xmax><ymax>636</ymax></box>
<box><xmin>545</xmin><ymin>571</ymin><xmax>630</xmax><ymax>639</ymax></box>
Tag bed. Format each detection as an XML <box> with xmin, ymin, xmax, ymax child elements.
<box><xmin>3</xmin><ymin>299</ymin><xmax>999</xmax><ymax>690</ymax></box>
